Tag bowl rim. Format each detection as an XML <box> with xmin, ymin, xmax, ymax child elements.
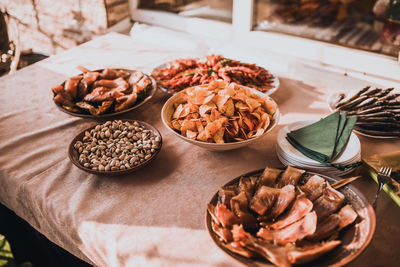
<box><xmin>161</xmin><ymin>84</ymin><xmax>280</xmax><ymax>147</ymax></box>
<box><xmin>68</xmin><ymin>119</ymin><xmax>162</xmax><ymax>176</ymax></box>
<box><xmin>54</xmin><ymin>68</ymin><xmax>158</xmax><ymax>119</ymax></box>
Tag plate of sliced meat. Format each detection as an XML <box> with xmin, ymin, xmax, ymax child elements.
<box><xmin>206</xmin><ymin>166</ymin><xmax>375</xmax><ymax>267</ymax></box>
<box><xmin>52</xmin><ymin>68</ymin><xmax>157</xmax><ymax>118</ymax></box>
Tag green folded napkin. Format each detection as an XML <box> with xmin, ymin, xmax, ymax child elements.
<box><xmin>286</xmin><ymin>111</ymin><xmax>360</xmax><ymax>171</ymax></box>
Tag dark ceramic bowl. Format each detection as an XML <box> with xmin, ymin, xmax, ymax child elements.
<box><xmin>69</xmin><ymin>120</ymin><xmax>162</xmax><ymax>175</ymax></box>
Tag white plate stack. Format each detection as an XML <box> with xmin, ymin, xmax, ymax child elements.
<box><xmin>276</xmin><ymin>121</ymin><xmax>361</xmax><ymax>176</ymax></box>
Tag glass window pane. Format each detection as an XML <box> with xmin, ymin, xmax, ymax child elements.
<box><xmin>254</xmin><ymin>0</ymin><xmax>399</xmax><ymax>57</ymax></box>
<box><xmin>139</xmin><ymin>0</ymin><xmax>233</xmax><ymax>23</ymax></box>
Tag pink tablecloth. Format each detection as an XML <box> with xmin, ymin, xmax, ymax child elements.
<box><xmin>0</xmin><ymin>32</ymin><xmax>399</xmax><ymax>266</ymax></box>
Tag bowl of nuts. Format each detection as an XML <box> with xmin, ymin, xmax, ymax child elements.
<box><xmin>69</xmin><ymin>119</ymin><xmax>162</xmax><ymax>175</ymax></box>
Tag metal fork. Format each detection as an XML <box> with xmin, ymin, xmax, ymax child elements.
<box><xmin>372</xmin><ymin>166</ymin><xmax>392</xmax><ymax>210</ymax></box>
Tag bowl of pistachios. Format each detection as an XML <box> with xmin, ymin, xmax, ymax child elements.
<box><xmin>69</xmin><ymin>119</ymin><xmax>162</xmax><ymax>175</ymax></box>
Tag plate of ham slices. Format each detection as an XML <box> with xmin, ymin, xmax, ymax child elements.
<box><xmin>206</xmin><ymin>166</ymin><xmax>375</xmax><ymax>267</ymax></box>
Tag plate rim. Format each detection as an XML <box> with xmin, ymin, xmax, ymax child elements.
<box><xmin>68</xmin><ymin>119</ymin><xmax>162</xmax><ymax>176</ymax></box>
<box><xmin>53</xmin><ymin>68</ymin><xmax>158</xmax><ymax>119</ymax></box>
<box><xmin>205</xmin><ymin>168</ymin><xmax>376</xmax><ymax>267</ymax></box>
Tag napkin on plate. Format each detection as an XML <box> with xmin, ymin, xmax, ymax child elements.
<box><xmin>286</xmin><ymin>111</ymin><xmax>359</xmax><ymax>170</ymax></box>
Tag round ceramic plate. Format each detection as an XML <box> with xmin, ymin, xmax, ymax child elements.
<box><xmin>206</xmin><ymin>168</ymin><xmax>376</xmax><ymax>267</ymax></box>
<box><xmin>276</xmin><ymin>121</ymin><xmax>361</xmax><ymax>166</ymax></box>
<box><xmin>327</xmin><ymin>91</ymin><xmax>400</xmax><ymax>139</ymax></box>
<box><xmin>54</xmin><ymin>69</ymin><xmax>157</xmax><ymax>119</ymax></box>
<box><xmin>68</xmin><ymin>120</ymin><xmax>162</xmax><ymax>175</ymax></box>
<box><xmin>151</xmin><ymin>63</ymin><xmax>280</xmax><ymax>96</ymax></box>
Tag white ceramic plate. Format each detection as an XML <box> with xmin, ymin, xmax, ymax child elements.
<box><xmin>276</xmin><ymin>152</ymin><xmax>358</xmax><ymax>177</ymax></box>
<box><xmin>276</xmin><ymin>120</ymin><xmax>361</xmax><ymax>165</ymax></box>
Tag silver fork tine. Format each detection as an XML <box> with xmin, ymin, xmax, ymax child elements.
<box><xmin>387</xmin><ymin>167</ymin><xmax>392</xmax><ymax>177</ymax></box>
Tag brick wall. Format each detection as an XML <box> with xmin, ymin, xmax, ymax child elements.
<box><xmin>1</xmin><ymin>0</ymin><xmax>130</xmax><ymax>55</ymax></box>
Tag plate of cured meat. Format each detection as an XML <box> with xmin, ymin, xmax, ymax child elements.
<box><xmin>151</xmin><ymin>55</ymin><xmax>279</xmax><ymax>95</ymax></box>
<box><xmin>207</xmin><ymin>166</ymin><xmax>375</xmax><ymax>267</ymax></box>
<box><xmin>52</xmin><ymin>68</ymin><xmax>157</xmax><ymax>118</ymax></box>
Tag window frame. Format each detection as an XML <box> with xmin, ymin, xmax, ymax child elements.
<box><xmin>130</xmin><ymin>0</ymin><xmax>400</xmax><ymax>82</ymax></box>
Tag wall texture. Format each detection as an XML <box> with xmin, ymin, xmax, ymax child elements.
<box><xmin>1</xmin><ymin>0</ymin><xmax>130</xmax><ymax>55</ymax></box>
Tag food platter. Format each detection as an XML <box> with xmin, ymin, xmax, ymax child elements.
<box><xmin>154</xmin><ymin>63</ymin><xmax>280</xmax><ymax>97</ymax></box>
<box><xmin>53</xmin><ymin>69</ymin><xmax>157</xmax><ymax>119</ymax></box>
<box><xmin>327</xmin><ymin>87</ymin><xmax>400</xmax><ymax>139</ymax></box>
<box><xmin>206</xmin><ymin>168</ymin><xmax>376</xmax><ymax>266</ymax></box>
<box><xmin>151</xmin><ymin>55</ymin><xmax>280</xmax><ymax>96</ymax></box>
<box><xmin>161</xmin><ymin>81</ymin><xmax>280</xmax><ymax>151</ymax></box>
<box><xmin>68</xmin><ymin>119</ymin><xmax>162</xmax><ymax>175</ymax></box>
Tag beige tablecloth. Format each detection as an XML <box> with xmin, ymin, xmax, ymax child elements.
<box><xmin>1</xmin><ymin>32</ymin><xmax>400</xmax><ymax>267</ymax></box>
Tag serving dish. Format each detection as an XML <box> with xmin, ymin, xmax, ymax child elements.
<box><xmin>53</xmin><ymin>68</ymin><xmax>157</xmax><ymax>119</ymax></box>
<box><xmin>151</xmin><ymin>55</ymin><xmax>279</xmax><ymax>95</ymax></box>
<box><xmin>327</xmin><ymin>87</ymin><xmax>400</xmax><ymax>139</ymax></box>
<box><xmin>206</xmin><ymin>168</ymin><xmax>376</xmax><ymax>266</ymax></box>
<box><xmin>69</xmin><ymin>119</ymin><xmax>162</xmax><ymax>175</ymax></box>
<box><xmin>161</xmin><ymin>82</ymin><xmax>280</xmax><ymax>151</ymax></box>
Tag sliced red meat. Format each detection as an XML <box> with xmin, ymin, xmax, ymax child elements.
<box><xmin>267</xmin><ymin>184</ymin><xmax>296</xmax><ymax>220</ymax></box>
<box><xmin>257</xmin><ymin>211</ymin><xmax>317</xmax><ymax>245</ymax></box>
<box><xmin>259</xmin><ymin>167</ymin><xmax>282</xmax><ymax>187</ymax></box>
<box><xmin>287</xmin><ymin>240</ymin><xmax>341</xmax><ymax>264</ymax></box>
<box><xmin>301</xmin><ymin>175</ymin><xmax>327</xmax><ymax>201</ymax></box>
<box><xmin>230</xmin><ymin>191</ymin><xmax>257</xmax><ymax>228</ymax></box>
<box><xmin>64</xmin><ymin>75</ymin><xmax>82</xmax><ymax>99</ymax></box>
<box><xmin>211</xmin><ymin>221</ymin><xmax>232</xmax><ymax>243</ymax></box>
<box><xmin>313</xmin><ymin>184</ymin><xmax>345</xmax><ymax>221</ymax></box>
<box><xmin>307</xmin><ymin>214</ymin><xmax>341</xmax><ymax>241</ymax></box>
<box><xmin>269</xmin><ymin>192</ymin><xmax>313</xmax><ymax>230</ymax></box>
<box><xmin>232</xmin><ymin>225</ymin><xmax>292</xmax><ymax>267</ymax></box>
<box><xmin>238</xmin><ymin>176</ymin><xmax>257</xmax><ymax>201</ymax></box>
<box><xmin>214</xmin><ymin>202</ymin><xmax>241</xmax><ymax>228</ymax></box>
<box><xmin>250</xmin><ymin>186</ymin><xmax>280</xmax><ymax>216</ymax></box>
<box><xmin>278</xmin><ymin>166</ymin><xmax>305</xmax><ymax>188</ymax></box>
<box><xmin>218</xmin><ymin>185</ymin><xmax>236</xmax><ymax>208</ymax></box>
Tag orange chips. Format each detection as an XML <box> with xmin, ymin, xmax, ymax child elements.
<box><xmin>169</xmin><ymin>80</ymin><xmax>277</xmax><ymax>143</ymax></box>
